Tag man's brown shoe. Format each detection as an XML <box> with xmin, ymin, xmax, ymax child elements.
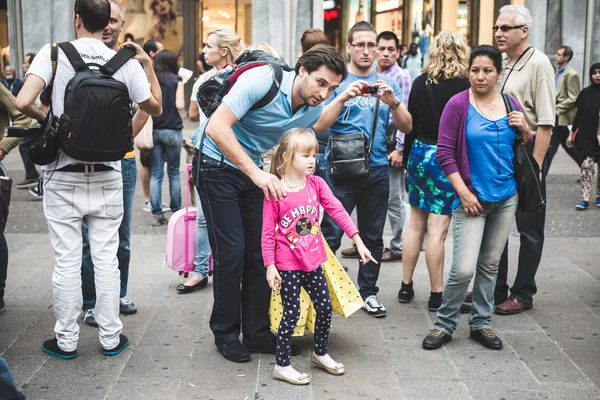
<box><xmin>341</xmin><ymin>244</ymin><xmax>359</xmax><ymax>258</ymax></box>
<box><xmin>381</xmin><ymin>248</ymin><xmax>402</xmax><ymax>262</ymax></box>
<box><xmin>494</xmin><ymin>298</ymin><xmax>532</xmax><ymax>315</ymax></box>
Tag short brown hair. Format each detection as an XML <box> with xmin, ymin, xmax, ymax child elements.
<box><xmin>347</xmin><ymin>21</ymin><xmax>376</xmax><ymax>45</ymax></box>
<box><xmin>301</xmin><ymin>29</ymin><xmax>330</xmax><ymax>54</ymax></box>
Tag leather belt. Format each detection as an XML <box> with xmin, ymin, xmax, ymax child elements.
<box><xmin>57</xmin><ymin>164</ymin><xmax>113</xmax><ymax>173</ymax></box>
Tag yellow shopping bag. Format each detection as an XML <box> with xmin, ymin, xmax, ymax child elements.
<box><xmin>322</xmin><ymin>240</ymin><xmax>365</xmax><ymax>317</ymax></box>
<box><xmin>269</xmin><ymin>287</ymin><xmax>316</xmax><ymax>337</ymax></box>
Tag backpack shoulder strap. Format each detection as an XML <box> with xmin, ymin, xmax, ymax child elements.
<box><xmin>251</xmin><ymin>64</ymin><xmax>283</xmax><ymax>110</ymax></box>
<box><xmin>100</xmin><ymin>46</ymin><xmax>136</xmax><ymax>76</ymax></box>
<box><xmin>58</xmin><ymin>42</ymin><xmax>88</xmax><ymax>72</ymax></box>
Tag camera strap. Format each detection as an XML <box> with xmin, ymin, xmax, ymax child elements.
<box><xmin>45</xmin><ymin>43</ymin><xmax>59</xmax><ymax>112</ymax></box>
<box><xmin>368</xmin><ymin>73</ymin><xmax>380</xmax><ymax>155</ymax></box>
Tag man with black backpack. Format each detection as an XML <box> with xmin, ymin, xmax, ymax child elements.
<box><xmin>192</xmin><ymin>45</ymin><xmax>347</xmax><ymax>363</ymax></box>
<box><xmin>16</xmin><ymin>0</ymin><xmax>162</xmax><ymax>360</ymax></box>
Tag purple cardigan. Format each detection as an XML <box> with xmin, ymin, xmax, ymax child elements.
<box><xmin>436</xmin><ymin>89</ymin><xmax>526</xmax><ymax>196</ymax></box>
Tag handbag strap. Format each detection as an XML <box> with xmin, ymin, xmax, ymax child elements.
<box><xmin>425</xmin><ymin>79</ymin><xmax>440</xmax><ymax>122</ymax></box>
<box><xmin>44</xmin><ymin>43</ymin><xmax>59</xmax><ymax>110</ymax></box>
<box><xmin>501</xmin><ymin>93</ymin><xmax>521</xmax><ymax>144</ymax></box>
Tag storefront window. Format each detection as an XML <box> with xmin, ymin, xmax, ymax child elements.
<box><xmin>348</xmin><ymin>0</ymin><xmax>372</xmax><ymax>26</ymax></box>
<box><xmin>409</xmin><ymin>0</ymin><xmax>434</xmax><ymax>63</ymax></box>
<box><xmin>200</xmin><ymin>0</ymin><xmax>252</xmax><ymax>46</ymax></box>
<box><xmin>374</xmin><ymin>0</ymin><xmax>403</xmax><ymax>43</ymax></box>
<box><xmin>0</xmin><ymin>1</ymin><xmax>9</xmax><ymax>72</ymax></box>
<box><xmin>118</xmin><ymin>0</ymin><xmax>184</xmax><ymax>55</ymax></box>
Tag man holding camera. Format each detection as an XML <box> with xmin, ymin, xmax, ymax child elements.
<box><xmin>16</xmin><ymin>0</ymin><xmax>161</xmax><ymax>359</ymax></box>
<box><xmin>314</xmin><ymin>21</ymin><xmax>412</xmax><ymax>318</ymax></box>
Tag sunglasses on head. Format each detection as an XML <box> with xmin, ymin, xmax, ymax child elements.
<box><xmin>492</xmin><ymin>25</ymin><xmax>525</xmax><ymax>32</ymax></box>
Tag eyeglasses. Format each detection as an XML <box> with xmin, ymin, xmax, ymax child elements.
<box><xmin>349</xmin><ymin>42</ymin><xmax>378</xmax><ymax>50</ymax></box>
<box><xmin>492</xmin><ymin>25</ymin><xmax>525</xmax><ymax>32</ymax></box>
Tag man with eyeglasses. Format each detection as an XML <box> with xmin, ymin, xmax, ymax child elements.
<box><xmin>314</xmin><ymin>21</ymin><xmax>412</xmax><ymax>318</ymax></box>
<box><xmin>492</xmin><ymin>5</ymin><xmax>556</xmax><ymax>315</ymax></box>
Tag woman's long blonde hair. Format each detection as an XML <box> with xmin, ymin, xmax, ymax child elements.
<box><xmin>207</xmin><ymin>28</ymin><xmax>243</xmax><ymax>64</ymax></box>
<box><xmin>423</xmin><ymin>31</ymin><xmax>469</xmax><ymax>83</ymax></box>
<box><xmin>270</xmin><ymin>129</ymin><xmax>319</xmax><ymax>179</ymax></box>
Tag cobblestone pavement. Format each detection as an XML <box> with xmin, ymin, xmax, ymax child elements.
<box><xmin>1</xmin><ymin>138</ymin><xmax>599</xmax><ymax>399</ymax></box>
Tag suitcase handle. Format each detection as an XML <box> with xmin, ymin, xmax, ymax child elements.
<box><xmin>184</xmin><ymin>163</ymin><xmax>193</xmax><ymax>272</ymax></box>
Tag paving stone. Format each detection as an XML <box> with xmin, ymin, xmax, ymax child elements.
<box><xmin>398</xmin><ymin>380</ymin><xmax>472</xmax><ymax>400</ymax></box>
<box><xmin>106</xmin><ymin>378</ymin><xmax>183</xmax><ymax>400</ymax></box>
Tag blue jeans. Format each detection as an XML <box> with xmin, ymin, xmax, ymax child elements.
<box><xmin>0</xmin><ymin>234</ymin><xmax>8</xmax><ymax>299</ymax></box>
<box><xmin>82</xmin><ymin>159</ymin><xmax>136</xmax><ymax>309</ymax></box>
<box><xmin>314</xmin><ymin>153</ymin><xmax>328</xmax><ymax>180</ymax></box>
<box><xmin>0</xmin><ymin>357</ymin><xmax>25</xmax><ymax>400</ymax></box>
<box><xmin>194</xmin><ymin>188</ymin><xmax>211</xmax><ymax>278</ymax></box>
<box><xmin>320</xmin><ymin>165</ymin><xmax>390</xmax><ymax>298</ymax></box>
<box><xmin>151</xmin><ymin>129</ymin><xmax>182</xmax><ymax>215</ymax></box>
<box><xmin>435</xmin><ymin>193</ymin><xmax>518</xmax><ymax>334</ymax></box>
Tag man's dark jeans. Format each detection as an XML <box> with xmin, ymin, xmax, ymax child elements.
<box><xmin>546</xmin><ymin>124</ymin><xmax>581</xmax><ymax>171</ymax></box>
<box><xmin>81</xmin><ymin>159</ymin><xmax>136</xmax><ymax>309</ymax></box>
<box><xmin>495</xmin><ymin>143</ymin><xmax>549</xmax><ymax>305</ymax></box>
<box><xmin>320</xmin><ymin>165</ymin><xmax>390</xmax><ymax>299</ymax></box>
<box><xmin>193</xmin><ymin>152</ymin><xmax>272</xmax><ymax>346</ymax></box>
<box><xmin>0</xmin><ymin>234</ymin><xmax>8</xmax><ymax>299</ymax></box>
<box><xmin>0</xmin><ymin>357</ymin><xmax>25</xmax><ymax>400</ymax></box>
<box><xmin>18</xmin><ymin>136</ymin><xmax>40</xmax><ymax>181</ymax></box>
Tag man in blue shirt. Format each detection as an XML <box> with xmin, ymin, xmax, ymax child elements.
<box><xmin>314</xmin><ymin>22</ymin><xmax>412</xmax><ymax>318</ymax></box>
<box><xmin>192</xmin><ymin>46</ymin><xmax>347</xmax><ymax>363</ymax></box>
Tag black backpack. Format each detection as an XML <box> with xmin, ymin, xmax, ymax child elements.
<box><xmin>196</xmin><ymin>49</ymin><xmax>293</xmax><ymax>118</ymax></box>
<box><xmin>58</xmin><ymin>42</ymin><xmax>135</xmax><ymax>162</ymax></box>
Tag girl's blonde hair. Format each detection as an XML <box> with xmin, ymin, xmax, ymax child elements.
<box><xmin>207</xmin><ymin>28</ymin><xmax>243</xmax><ymax>64</ymax></box>
<box><xmin>253</xmin><ymin>42</ymin><xmax>281</xmax><ymax>59</ymax></box>
<box><xmin>270</xmin><ymin>129</ymin><xmax>319</xmax><ymax>179</ymax></box>
<box><xmin>423</xmin><ymin>31</ymin><xmax>469</xmax><ymax>83</ymax></box>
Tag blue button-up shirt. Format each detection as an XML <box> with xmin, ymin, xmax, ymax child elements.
<box><xmin>555</xmin><ymin>64</ymin><xmax>567</xmax><ymax>88</ymax></box>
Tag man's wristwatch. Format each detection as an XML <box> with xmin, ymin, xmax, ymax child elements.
<box><xmin>390</xmin><ymin>98</ymin><xmax>402</xmax><ymax>110</ymax></box>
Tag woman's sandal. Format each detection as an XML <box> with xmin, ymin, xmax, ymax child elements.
<box><xmin>311</xmin><ymin>353</ymin><xmax>345</xmax><ymax>375</ymax></box>
<box><xmin>272</xmin><ymin>368</ymin><xmax>310</xmax><ymax>385</ymax></box>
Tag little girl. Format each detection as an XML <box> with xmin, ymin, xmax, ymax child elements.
<box><xmin>262</xmin><ymin>128</ymin><xmax>374</xmax><ymax>385</ymax></box>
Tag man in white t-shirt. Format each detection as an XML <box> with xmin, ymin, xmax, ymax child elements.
<box><xmin>16</xmin><ymin>0</ymin><xmax>162</xmax><ymax>360</ymax></box>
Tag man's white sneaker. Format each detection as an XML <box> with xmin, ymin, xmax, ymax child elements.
<box><xmin>83</xmin><ymin>309</ymin><xmax>98</xmax><ymax>327</ymax></box>
<box><xmin>363</xmin><ymin>295</ymin><xmax>386</xmax><ymax>318</ymax></box>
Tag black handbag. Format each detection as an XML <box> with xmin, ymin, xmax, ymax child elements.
<box><xmin>28</xmin><ymin>43</ymin><xmax>60</xmax><ymax>166</ymax></box>
<box><xmin>329</xmin><ymin>98</ymin><xmax>380</xmax><ymax>181</ymax></box>
<box><xmin>501</xmin><ymin>94</ymin><xmax>546</xmax><ymax>212</ymax></box>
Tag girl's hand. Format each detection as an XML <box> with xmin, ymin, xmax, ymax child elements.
<box><xmin>356</xmin><ymin>243</ymin><xmax>377</xmax><ymax>264</ymax></box>
<box><xmin>459</xmin><ymin>189</ymin><xmax>483</xmax><ymax>217</ymax></box>
<box><xmin>266</xmin><ymin>264</ymin><xmax>282</xmax><ymax>291</ymax></box>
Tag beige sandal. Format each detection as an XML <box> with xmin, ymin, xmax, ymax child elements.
<box><xmin>272</xmin><ymin>367</ymin><xmax>310</xmax><ymax>385</ymax></box>
<box><xmin>311</xmin><ymin>353</ymin><xmax>345</xmax><ymax>375</ymax></box>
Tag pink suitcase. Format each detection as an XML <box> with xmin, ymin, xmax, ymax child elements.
<box><xmin>166</xmin><ymin>164</ymin><xmax>213</xmax><ymax>277</ymax></box>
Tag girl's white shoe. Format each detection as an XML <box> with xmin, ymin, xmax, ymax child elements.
<box><xmin>273</xmin><ymin>365</ymin><xmax>310</xmax><ymax>385</ymax></box>
<box><xmin>311</xmin><ymin>352</ymin><xmax>345</xmax><ymax>375</ymax></box>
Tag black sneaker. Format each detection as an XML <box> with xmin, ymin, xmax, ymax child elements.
<box><xmin>397</xmin><ymin>281</ymin><xmax>414</xmax><ymax>303</ymax></box>
<box><xmin>16</xmin><ymin>177</ymin><xmax>40</xmax><ymax>189</ymax></box>
<box><xmin>0</xmin><ymin>298</ymin><xmax>5</xmax><ymax>314</ymax></box>
<box><xmin>42</xmin><ymin>338</ymin><xmax>77</xmax><ymax>360</ymax></box>
<box><xmin>427</xmin><ymin>292</ymin><xmax>442</xmax><ymax>311</ymax></box>
<box><xmin>363</xmin><ymin>295</ymin><xmax>386</xmax><ymax>318</ymax></box>
<box><xmin>102</xmin><ymin>334</ymin><xmax>129</xmax><ymax>356</ymax></box>
<box><xmin>470</xmin><ymin>328</ymin><xmax>502</xmax><ymax>350</ymax></box>
<box><xmin>422</xmin><ymin>329</ymin><xmax>452</xmax><ymax>350</ymax></box>
<box><xmin>216</xmin><ymin>340</ymin><xmax>251</xmax><ymax>363</ymax></box>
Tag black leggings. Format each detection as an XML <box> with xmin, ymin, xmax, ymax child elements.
<box><xmin>276</xmin><ymin>267</ymin><xmax>332</xmax><ymax>366</ymax></box>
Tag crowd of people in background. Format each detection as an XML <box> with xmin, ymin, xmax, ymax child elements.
<box><xmin>0</xmin><ymin>0</ymin><xmax>599</xmax><ymax>395</ymax></box>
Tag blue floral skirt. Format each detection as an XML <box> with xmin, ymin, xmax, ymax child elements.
<box><xmin>406</xmin><ymin>139</ymin><xmax>455</xmax><ymax>215</ymax></box>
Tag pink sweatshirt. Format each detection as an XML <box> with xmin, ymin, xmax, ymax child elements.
<box><xmin>262</xmin><ymin>175</ymin><xmax>359</xmax><ymax>272</ymax></box>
